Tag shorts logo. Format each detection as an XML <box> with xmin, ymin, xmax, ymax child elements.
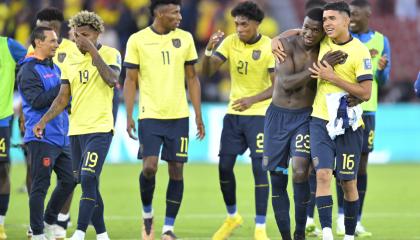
<box><xmin>43</xmin><ymin>157</ymin><xmax>51</xmax><ymax>167</ymax></box>
<box><xmin>252</xmin><ymin>50</ymin><xmax>261</xmax><ymax>60</ymax></box>
<box><xmin>263</xmin><ymin>156</ymin><xmax>268</xmax><ymax>167</ymax></box>
<box><xmin>312</xmin><ymin>157</ymin><xmax>319</xmax><ymax>168</ymax></box>
<box><xmin>363</xmin><ymin>58</ymin><xmax>372</xmax><ymax>70</ymax></box>
<box><xmin>57</xmin><ymin>53</ymin><xmax>66</xmax><ymax>63</ymax></box>
<box><xmin>172</xmin><ymin>38</ymin><xmax>181</xmax><ymax>48</ymax></box>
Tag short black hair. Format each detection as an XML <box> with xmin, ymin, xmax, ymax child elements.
<box><xmin>324</xmin><ymin>1</ymin><xmax>351</xmax><ymax>17</ymax></box>
<box><xmin>350</xmin><ymin>0</ymin><xmax>371</xmax><ymax>8</ymax></box>
<box><xmin>30</xmin><ymin>26</ymin><xmax>53</xmax><ymax>48</ymax></box>
<box><xmin>306</xmin><ymin>7</ymin><xmax>324</xmax><ymax>22</ymax></box>
<box><xmin>231</xmin><ymin>1</ymin><xmax>264</xmax><ymax>23</ymax></box>
<box><xmin>305</xmin><ymin>0</ymin><xmax>327</xmax><ymax>12</ymax></box>
<box><xmin>36</xmin><ymin>7</ymin><xmax>64</xmax><ymax>22</ymax></box>
<box><xmin>150</xmin><ymin>0</ymin><xmax>181</xmax><ymax>17</ymax></box>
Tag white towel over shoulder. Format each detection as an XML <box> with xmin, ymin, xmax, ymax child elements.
<box><xmin>325</xmin><ymin>92</ymin><xmax>363</xmax><ymax>140</ymax></box>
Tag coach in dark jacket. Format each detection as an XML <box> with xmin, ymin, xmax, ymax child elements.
<box><xmin>17</xmin><ymin>26</ymin><xmax>75</xmax><ymax>240</ymax></box>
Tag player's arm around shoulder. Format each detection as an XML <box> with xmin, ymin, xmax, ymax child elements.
<box><xmin>201</xmin><ymin>30</ymin><xmax>227</xmax><ymax>77</ymax></box>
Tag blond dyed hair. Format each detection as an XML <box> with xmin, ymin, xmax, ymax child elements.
<box><xmin>69</xmin><ymin>10</ymin><xmax>104</xmax><ymax>33</ymax></box>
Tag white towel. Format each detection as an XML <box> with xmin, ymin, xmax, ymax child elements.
<box><xmin>325</xmin><ymin>92</ymin><xmax>363</xmax><ymax>140</ymax></box>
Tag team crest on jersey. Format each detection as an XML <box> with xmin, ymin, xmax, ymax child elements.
<box><xmin>369</xmin><ymin>49</ymin><xmax>379</xmax><ymax>58</ymax></box>
<box><xmin>43</xmin><ymin>157</ymin><xmax>51</xmax><ymax>167</ymax></box>
<box><xmin>58</xmin><ymin>53</ymin><xmax>66</xmax><ymax>63</ymax></box>
<box><xmin>363</xmin><ymin>58</ymin><xmax>372</xmax><ymax>70</ymax></box>
<box><xmin>252</xmin><ymin>50</ymin><xmax>261</xmax><ymax>60</ymax></box>
<box><xmin>172</xmin><ymin>38</ymin><xmax>181</xmax><ymax>48</ymax></box>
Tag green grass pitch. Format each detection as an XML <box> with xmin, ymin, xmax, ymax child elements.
<box><xmin>4</xmin><ymin>163</ymin><xmax>420</xmax><ymax>239</ymax></box>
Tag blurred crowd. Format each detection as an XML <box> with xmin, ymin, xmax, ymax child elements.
<box><xmin>0</xmin><ymin>0</ymin><xmax>279</xmax><ymax>102</ymax></box>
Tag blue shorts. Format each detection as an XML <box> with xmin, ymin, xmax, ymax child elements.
<box><xmin>0</xmin><ymin>127</ymin><xmax>11</xmax><ymax>162</ymax></box>
<box><xmin>219</xmin><ymin>114</ymin><xmax>265</xmax><ymax>158</ymax></box>
<box><xmin>362</xmin><ymin>114</ymin><xmax>375</xmax><ymax>153</ymax></box>
<box><xmin>310</xmin><ymin>117</ymin><xmax>363</xmax><ymax>180</ymax></box>
<box><xmin>138</xmin><ymin>118</ymin><xmax>189</xmax><ymax>162</ymax></box>
<box><xmin>70</xmin><ymin>132</ymin><xmax>113</xmax><ymax>181</ymax></box>
<box><xmin>263</xmin><ymin>104</ymin><xmax>311</xmax><ymax>171</ymax></box>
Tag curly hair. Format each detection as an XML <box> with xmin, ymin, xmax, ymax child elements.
<box><xmin>231</xmin><ymin>1</ymin><xmax>264</xmax><ymax>23</ymax></box>
<box><xmin>69</xmin><ymin>10</ymin><xmax>104</xmax><ymax>33</ymax></box>
<box><xmin>150</xmin><ymin>0</ymin><xmax>181</xmax><ymax>17</ymax></box>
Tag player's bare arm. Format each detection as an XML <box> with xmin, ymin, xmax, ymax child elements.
<box><xmin>123</xmin><ymin>68</ymin><xmax>139</xmax><ymax>140</ymax></box>
<box><xmin>309</xmin><ymin>60</ymin><xmax>372</xmax><ymax>101</ymax></box>
<box><xmin>271</xmin><ymin>29</ymin><xmax>302</xmax><ymax>62</ymax></box>
<box><xmin>33</xmin><ymin>84</ymin><xmax>71</xmax><ymax>138</ymax></box>
<box><xmin>201</xmin><ymin>30</ymin><xmax>225</xmax><ymax>77</ymax></box>
<box><xmin>185</xmin><ymin>64</ymin><xmax>205</xmax><ymax>140</ymax></box>
<box><xmin>75</xmin><ymin>32</ymin><xmax>119</xmax><ymax>87</ymax></box>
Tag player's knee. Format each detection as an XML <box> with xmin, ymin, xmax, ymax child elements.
<box><xmin>358</xmin><ymin>153</ymin><xmax>368</xmax><ymax>175</ymax></box>
<box><xmin>270</xmin><ymin>172</ymin><xmax>288</xmax><ymax>193</ymax></box>
<box><xmin>143</xmin><ymin>165</ymin><xmax>157</xmax><ymax>178</ymax></box>
<box><xmin>168</xmin><ymin>162</ymin><xmax>184</xmax><ymax>180</ymax></box>
<box><xmin>340</xmin><ymin>179</ymin><xmax>358</xmax><ymax>200</ymax></box>
<box><xmin>316</xmin><ymin>169</ymin><xmax>332</xmax><ymax>187</ymax></box>
<box><xmin>219</xmin><ymin>155</ymin><xmax>236</xmax><ymax>174</ymax></box>
<box><xmin>292</xmin><ymin>170</ymin><xmax>307</xmax><ymax>183</ymax></box>
<box><xmin>0</xmin><ymin>162</ymin><xmax>10</xmax><ymax>180</ymax></box>
<box><xmin>58</xmin><ymin>179</ymin><xmax>77</xmax><ymax>193</ymax></box>
<box><xmin>80</xmin><ymin>174</ymin><xmax>97</xmax><ymax>198</ymax></box>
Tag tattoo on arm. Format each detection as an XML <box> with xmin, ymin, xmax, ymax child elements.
<box><xmin>91</xmin><ymin>50</ymin><xmax>120</xmax><ymax>87</ymax></box>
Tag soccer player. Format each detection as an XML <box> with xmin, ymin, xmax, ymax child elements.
<box><xmin>33</xmin><ymin>11</ymin><xmax>121</xmax><ymax>240</ymax></box>
<box><xmin>307</xmin><ymin>2</ymin><xmax>373</xmax><ymax>240</ymax></box>
<box><xmin>265</xmin><ymin>8</ymin><xmax>348</xmax><ymax>240</ymax></box>
<box><xmin>335</xmin><ymin>0</ymin><xmax>391</xmax><ymax>237</ymax></box>
<box><xmin>26</xmin><ymin>7</ymin><xmax>81</xmax><ymax>238</ymax></box>
<box><xmin>201</xmin><ymin>2</ymin><xmax>273</xmax><ymax>239</ymax></box>
<box><xmin>0</xmin><ymin>35</ymin><xmax>26</xmax><ymax>240</ymax></box>
<box><xmin>17</xmin><ymin>26</ymin><xmax>76</xmax><ymax>240</ymax></box>
<box><xmin>123</xmin><ymin>0</ymin><xmax>205</xmax><ymax>239</ymax></box>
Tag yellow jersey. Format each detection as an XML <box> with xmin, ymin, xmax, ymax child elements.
<box><xmin>215</xmin><ymin>34</ymin><xmax>274</xmax><ymax>116</ymax></box>
<box><xmin>28</xmin><ymin>38</ymin><xmax>81</xmax><ymax>75</ymax></box>
<box><xmin>124</xmin><ymin>27</ymin><xmax>198</xmax><ymax>119</ymax></box>
<box><xmin>312</xmin><ymin>36</ymin><xmax>373</xmax><ymax>121</ymax></box>
<box><xmin>61</xmin><ymin>44</ymin><xmax>121</xmax><ymax>135</ymax></box>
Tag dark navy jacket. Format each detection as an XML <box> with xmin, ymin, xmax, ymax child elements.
<box><xmin>17</xmin><ymin>56</ymin><xmax>69</xmax><ymax>147</ymax></box>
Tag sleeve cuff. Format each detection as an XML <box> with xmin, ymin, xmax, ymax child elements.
<box><xmin>123</xmin><ymin>62</ymin><xmax>139</xmax><ymax>69</ymax></box>
<box><xmin>214</xmin><ymin>51</ymin><xmax>227</xmax><ymax>62</ymax></box>
<box><xmin>185</xmin><ymin>59</ymin><xmax>198</xmax><ymax>65</ymax></box>
<box><xmin>357</xmin><ymin>74</ymin><xmax>373</xmax><ymax>82</ymax></box>
<box><xmin>109</xmin><ymin>65</ymin><xmax>121</xmax><ymax>71</ymax></box>
<box><xmin>61</xmin><ymin>79</ymin><xmax>70</xmax><ymax>84</ymax></box>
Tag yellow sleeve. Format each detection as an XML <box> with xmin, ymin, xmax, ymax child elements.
<box><xmin>104</xmin><ymin>48</ymin><xmax>122</xmax><ymax>70</ymax></box>
<box><xmin>185</xmin><ymin>33</ymin><xmax>198</xmax><ymax>64</ymax></box>
<box><xmin>355</xmin><ymin>46</ymin><xmax>373</xmax><ymax>82</ymax></box>
<box><xmin>214</xmin><ymin>35</ymin><xmax>230</xmax><ymax>61</ymax></box>
<box><xmin>123</xmin><ymin>34</ymin><xmax>140</xmax><ymax>68</ymax></box>
<box><xmin>60</xmin><ymin>62</ymin><xmax>71</xmax><ymax>84</ymax></box>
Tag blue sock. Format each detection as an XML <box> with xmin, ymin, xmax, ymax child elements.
<box><xmin>91</xmin><ymin>187</ymin><xmax>106</xmax><ymax>234</ymax></box>
<box><xmin>357</xmin><ymin>174</ymin><xmax>367</xmax><ymax>221</ymax></box>
<box><xmin>336</xmin><ymin>180</ymin><xmax>344</xmax><ymax>215</ymax></box>
<box><xmin>164</xmin><ymin>217</ymin><xmax>175</xmax><ymax>226</ymax></box>
<box><xmin>0</xmin><ymin>194</ymin><xmax>10</xmax><ymax>216</ymax></box>
<box><xmin>165</xmin><ymin>179</ymin><xmax>184</xmax><ymax>223</ymax></box>
<box><xmin>252</xmin><ymin>157</ymin><xmax>269</xmax><ymax>218</ymax></box>
<box><xmin>344</xmin><ymin>199</ymin><xmax>359</xmax><ymax>235</ymax></box>
<box><xmin>219</xmin><ymin>155</ymin><xmax>237</xmax><ymax>208</ymax></box>
<box><xmin>77</xmin><ymin>175</ymin><xmax>97</xmax><ymax>231</ymax></box>
<box><xmin>270</xmin><ymin>172</ymin><xmax>290</xmax><ymax>234</ymax></box>
<box><xmin>255</xmin><ymin>215</ymin><xmax>266</xmax><ymax>225</ymax></box>
<box><xmin>307</xmin><ymin>170</ymin><xmax>316</xmax><ymax>218</ymax></box>
<box><xmin>316</xmin><ymin>195</ymin><xmax>333</xmax><ymax>229</ymax></box>
<box><xmin>226</xmin><ymin>205</ymin><xmax>237</xmax><ymax>215</ymax></box>
<box><xmin>293</xmin><ymin>181</ymin><xmax>310</xmax><ymax>235</ymax></box>
<box><xmin>139</xmin><ymin>172</ymin><xmax>155</xmax><ymax>211</ymax></box>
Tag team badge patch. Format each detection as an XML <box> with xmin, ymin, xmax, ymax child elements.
<box><xmin>312</xmin><ymin>157</ymin><xmax>319</xmax><ymax>168</ymax></box>
<box><xmin>263</xmin><ymin>156</ymin><xmax>269</xmax><ymax>167</ymax></box>
<box><xmin>369</xmin><ymin>48</ymin><xmax>379</xmax><ymax>58</ymax></box>
<box><xmin>172</xmin><ymin>38</ymin><xmax>181</xmax><ymax>48</ymax></box>
<box><xmin>58</xmin><ymin>53</ymin><xmax>66</xmax><ymax>63</ymax></box>
<box><xmin>363</xmin><ymin>58</ymin><xmax>372</xmax><ymax>70</ymax></box>
<box><xmin>252</xmin><ymin>50</ymin><xmax>261</xmax><ymax>60</ymax></box>
<box><xmin>43</xmin><ymin>157</ymin><xmax>51</xmax><ymax>167</ymax></box>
